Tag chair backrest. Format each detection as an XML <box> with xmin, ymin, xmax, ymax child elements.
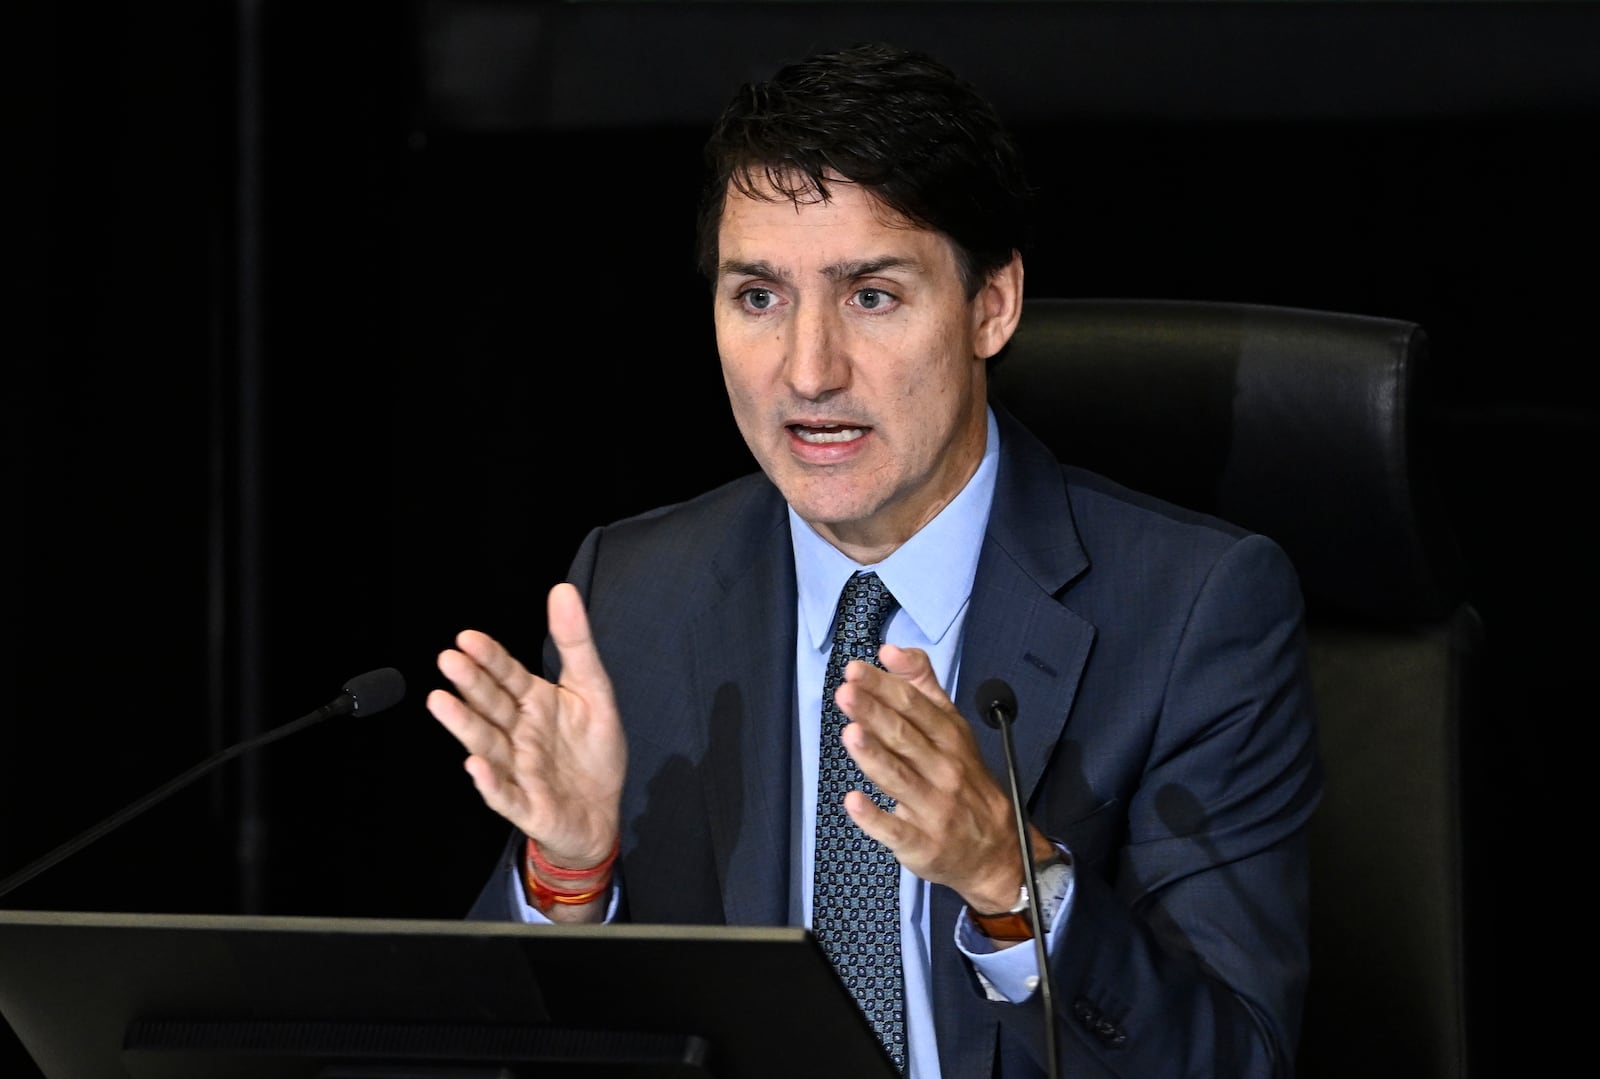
<box><xmin>991</xmin><ymin>298</ymin><xmax>1481</xmax><ymax>1079</ymax></box>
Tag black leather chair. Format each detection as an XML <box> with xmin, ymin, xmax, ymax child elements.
<box><xmin>991</xmin><ymin>298</ymin><xmax>1482</xmax><ymax>1079</ymax></box>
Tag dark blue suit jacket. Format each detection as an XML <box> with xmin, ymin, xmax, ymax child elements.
<box><xmin>471</xmin><ymin>404</ymin><xmax>1323</xmax><ymax>1078</ymax></box>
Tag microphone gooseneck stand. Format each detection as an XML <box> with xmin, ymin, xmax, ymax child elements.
<box><xmin>0</xmin><ymin>667</ymin><xmax>405</xmax><ymax>902</ymax></box>
<box><xmin>978</xmin><ymin>677</ymin><xmax>1061</xmax><ymax>1079</ymax></box>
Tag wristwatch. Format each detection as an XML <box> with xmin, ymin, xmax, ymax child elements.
<box><xmin>969</xmin><ymin>853</ymin><xmax>1071</xmax><ymax>942</ymax></box>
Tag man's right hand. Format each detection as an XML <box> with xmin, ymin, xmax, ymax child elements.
<box><xmin>427</xmin><ymin>583</ymin><xmax>627</xmax><ymax>886</ymax></box>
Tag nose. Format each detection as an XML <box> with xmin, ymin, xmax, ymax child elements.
<box><xmin>784</xmin><ymin>301</ymin><xmax>849</xmax><ymax>401</ymax></box>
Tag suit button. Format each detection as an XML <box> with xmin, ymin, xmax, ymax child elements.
<box><xmin>1073</xmin><ymin>998</ymin><xmax>1126</xmax><ymax>1046</ymax></box>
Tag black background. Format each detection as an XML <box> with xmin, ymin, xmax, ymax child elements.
<box><xmin>8</xmin><ymin>3</ymin><xmax>1599</xmax><ymax>1076</ymax></box>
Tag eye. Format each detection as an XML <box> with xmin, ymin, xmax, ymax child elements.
<box><xmin>853</xmin><ymin>287</ymin><xmax>896</xmax><ymax>311</ymax></box>
<box><xmin>737</xmin><ymin>287</ymin><xmax>778</xmax><ymax>313</ymax></box>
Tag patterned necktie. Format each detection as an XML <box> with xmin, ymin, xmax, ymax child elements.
<box><xmin>813</xmin><ymin>570</ymin><xmax>906</xmax><ymax>1074</ymax></box>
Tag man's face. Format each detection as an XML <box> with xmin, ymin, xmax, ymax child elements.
<box><xmin>713</xmin><ymin>175</ymin><xmax>1014</xmax><ymax>563</ymax></box>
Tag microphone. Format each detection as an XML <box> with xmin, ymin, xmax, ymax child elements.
<box><xmin>975</xmin><ymin>677</ymin><xmax>1060</xmax><ymax>1079</ymax></box>
<box><xmin>0</xmin><ymin>667</ymin><xmax>406</xmax><ymax>901</ymax></box>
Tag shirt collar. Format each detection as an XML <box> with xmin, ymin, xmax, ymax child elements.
<box><xmin>792</xmin><ymin>408</ymin><xmax>1000</xmax><ymax>651</ymax></box>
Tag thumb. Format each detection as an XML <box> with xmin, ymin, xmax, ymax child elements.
<box><xmin>877</xmin><ymin>643</ymin><xmax>953</xmax><ymax>708</ymax></box>
<box><xmin>547</xmin><ymin>582</ymin><xmax>616</xmax><ymax>701</ymax></box>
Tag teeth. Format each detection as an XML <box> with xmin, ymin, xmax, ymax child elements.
<box><xmin>795</xmin><ymin>426</ymin><xmax>865</xmax><ymax>444</ymax></box>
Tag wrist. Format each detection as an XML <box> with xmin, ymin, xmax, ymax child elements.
<box><xmin>968</xmin><ymin>851</ymin><xmax>1070</xmax><ymax>942</ymax></box>
<box><xmin>964</xmin><ymin>831</ymin><xmax>1061</xmax><ymax>914</ymax></box>
<box><xmin>522</xmin><ymin>835</ymin><xmax>620</xmax><ymax>913</ymax></box>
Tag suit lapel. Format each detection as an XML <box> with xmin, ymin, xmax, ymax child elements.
<box><xmin>933</xmin><ymin>404</ymin><xmax>1097</xmax><ymax>1078</ymax></box>
<box><xmin>962</xmin><ymin>406</ymin><xmax>1095</xmax><ymax>822</ymax></box>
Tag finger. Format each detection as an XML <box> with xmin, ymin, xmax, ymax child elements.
<box><xmin>432</xmin><ymin>638</ymin><xmax>523</xmax><ymax>732</ymax></box>
<box><xmin>432</xmin><ymin>639</ymin><xmax>555</xmax><ymax>766</ymax></box>
<box><xmin>838</xmin><ymin>662</ymin><xmax>989</xmax><ymax>824</ymax></box>
<box><xmin>453</xmin><ymin>628</ymin><xmax>539</xmax><ymax>708</ymax></box>
<box><xmin>843</xmin><ymin>788</ymin><xmax>896</xmax><ymax>841</ymax></box>
<box><xmin>842</xmin><ymin>788</ymin><xmax>925</xmax><ymax>863</ymax></box>
<box><xmin>843</xmin><ymin>735</ymin><xmax>1016</xmax><ymax>896</ymax></box>
<box><xmin>838</xmin><ymin>657</ymin><xmax>946</xmax><ymax>749</ymax></box>
<box><xmin>426</xmin><ymin>683</ymin><xmax>535</xmax><ymax>825</ymax></box>
<box><xmin>839</xmin><ymin>702</ymin><xmax>934</xmax><ymax>809</ymax></box>
<box><xmin>461</xmin><ymin>752</ymin><xmax>532</xmax><ymax>826</ymax></box>
<box><xmin>424</xmin><ymin>684</ymin><xmax>502</xmax><ymax>758</ymax></box>
<box><xmin>546</xmin><ymin>583</ymin><xmax>618</xmax><ymax>705</ymax></box>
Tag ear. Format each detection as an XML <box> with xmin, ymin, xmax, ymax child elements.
<box><xmin>973</xmin><ymin>251</ymin><xmax>1025</xmax><ymax>362</ymax></box>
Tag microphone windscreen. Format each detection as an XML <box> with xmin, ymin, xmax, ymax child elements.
<box><xmin>343</xmin><ymin>667</ymin><xmax>407</xmax><ymax>717</ymax></box>
<box><xmin>975</xmin><ymin>677</ymin><xmax>1017</xmax><ymax>729</ymax></box>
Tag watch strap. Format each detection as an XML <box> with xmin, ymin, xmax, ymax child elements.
<box><xmin>970</xmin><ymin>908</ymin><xmax>1035</xmax><ymax>941</ymax></box>
<box><xmin>969</xmin><ymin>853</ymin><xmax>1069</xmax><ymax>942</ymax></box>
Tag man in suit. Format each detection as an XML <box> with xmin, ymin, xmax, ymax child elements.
<box><xmin>428</xmin><ymin>42</ymin><xmax>1322</xmax><ymax>1078</ymax></box>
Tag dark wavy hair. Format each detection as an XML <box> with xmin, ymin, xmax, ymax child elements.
<box><xmin>694</xmin><ymin>42</ymin><xmax>1033</xmax><ymax>299</ymax></box>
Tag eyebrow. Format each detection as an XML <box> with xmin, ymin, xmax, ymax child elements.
<box><xmin>718</xmin><ymin>255</ymin><xmax>922</xmax><ymax>284</ymax></box>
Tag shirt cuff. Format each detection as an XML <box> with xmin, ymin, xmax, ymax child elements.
<box><xmin>956</xmin><ymin>856</ymin><xmax>1076</xmax><ymax>1003</ymax></box>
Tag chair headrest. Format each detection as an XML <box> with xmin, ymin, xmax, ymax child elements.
<box><xmin>992</xmin><ymin>298</ymin><xmax>1465</xmax><ymax>622</ymax></box>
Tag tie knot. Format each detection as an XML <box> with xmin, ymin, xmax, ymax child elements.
<box><xmin>833</xmin><ymin>571</ymin><xmax>898</xmax><ymax>646</ymax></box>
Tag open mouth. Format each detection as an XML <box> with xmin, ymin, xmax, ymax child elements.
<box><xmin>790</xmin><ymin>424</ymin><xmax>866</xmax><ymax>445</ymax></box>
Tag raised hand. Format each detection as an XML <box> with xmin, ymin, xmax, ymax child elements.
<box><xmin>427</xmin><ymin>582</ymin><xmax>627</xmax><ymax>872</ymax></box>
<box><xmin>834</xmin><ymin>643</ymin><xmax>1049</xmax><ymax>913</ymax></box>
